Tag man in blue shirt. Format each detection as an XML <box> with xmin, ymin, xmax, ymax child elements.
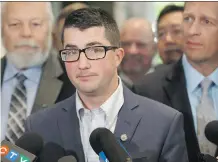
<box><xmin>1</xmin><ymin>2</ymin><xmax>75</xmax><ymax>142</ymax></box>
<box><xmin>135</xmin><ymin>2</ymin><xmax>218</xmax><ymax>162</ymax></box>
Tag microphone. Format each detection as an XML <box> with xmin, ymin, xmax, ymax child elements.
<box><xmin>36</xmin><ymin>142</ymin><xmax>65</xmax><ymax>162</ymax></box>
<box><xmin>65</xmin><ymin>150</ymin><xmax>79</xmax><ymax>161</ymax></box>
<box><xmin>89</xmin><ymin>128</ymin><xmax>132</xmax><ymax>162</ymax></box>
<box><xmin>15</xmin><ymin>132</ymin><xmax>44</xmax><ymax>156</ymax></box>
<box><xmin>205</xmin><ymin>120</ymin><xmax>218</xmax><ymax>146</ymax></box>
<box><xmin>58</xmin><ymin>156</ymin><xmax>77</xmax><ymax>162</ymax></box>
<box><xmin>1</xmin><ymin>132</ymin><xmax>43</xmax><ymax>162</ymax></box>
<box><xmin>199</xmin><ymin>153</ymin><xmax>218</xmax><ymax>162</ymax></box>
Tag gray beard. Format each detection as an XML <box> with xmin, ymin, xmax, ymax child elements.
<box><xmin>6</xmin><ymin>50</ymin><xmax>50</xmax><ymax>69</ymax></box>
<box><xmin>5</xmin><ymin>36</ymin><xmax>52</xmax><ymax>69</ymax></box>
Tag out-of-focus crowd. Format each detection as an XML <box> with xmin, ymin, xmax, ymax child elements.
<box><xmin>1</xmin><ymin>2</ymin><xmax>218</xmax><ymax>162</ymax></box>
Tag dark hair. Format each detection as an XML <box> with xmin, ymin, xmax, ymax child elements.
<box><xmin>62</xmin><ymin>7</ymin><xmax>120</xmax><ymax>47</ymax></box>
<box><xmin>157</xmin><ymin>4</ymin><xmax>184</xmax><ymax>29</ymax></box>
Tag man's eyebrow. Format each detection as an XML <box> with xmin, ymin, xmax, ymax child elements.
<box><xmin>85</xmin><ymin>41</ymin><xmax>104</xmax><ymax>47</ymax></box>
<box><xmin>65</xmin><ymin>44</ymin><xmax>78</xmax><ymax>48</ymax></box>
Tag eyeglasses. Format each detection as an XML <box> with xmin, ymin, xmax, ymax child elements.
<box><xmin>60</xmin><ymin>46</ymin><xmax>118</xmax><ymax>62</ymax></box>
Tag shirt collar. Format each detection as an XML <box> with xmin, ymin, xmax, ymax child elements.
<box><xmin>100</xmin><ymin>77</ymin><xmax>124</xmax><ymax>121</ymax></box>
<box><xmin>182</xmin><ymin>55</ymin><xmax>204</xmax><ymax>93</ymax></box>
<box><xmin>208</xmin><ymin>67</ymin><xmax>218</xmax><ymax>86</ymax></box>
<box><xmin>76</xmin><ymin>77</ymin><xmax>124</xmax><ymax>122</ymax></box>
<box><xmin>182</xmin><ymin>55</ymin><xmax>218</xmax><ymax>92</ymax></box>
<box><xmin>3</xmin><ymin>59</ymin><xmax>42</xmax><ymax>83</ymax></box>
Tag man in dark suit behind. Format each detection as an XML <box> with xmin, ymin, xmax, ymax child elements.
<box><xmin>1</xmin><ymin>2</ymin><xmax>75</xmax><ymax>142</ymax></box>
<box><xmin>25</xmin><ymin>8</ymin><xmax>188</xmax><ymax>162</ymax></box>
<box><xmin>135</xmin><ymin>2</ymin><xmax>218</xmax><ymax>162</ymax></box>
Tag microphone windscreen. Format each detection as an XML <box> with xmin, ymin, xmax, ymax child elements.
<box><xmin>58</xmin><ymin>156</ymin><xmax>77</xmax><ymax>162</ymax></box>
<box><xmin>65</xmin><ymin>150</ymin><xmax>79</xmax><ymax>162</ymax></box>
<box><xmin>37</xmin><ymin>142</ymin><xmax>65</xmax><ymax>162</ymax></box>
<box><xmin>205</xmin><ymin>120</ymin><xmax>218</xmax><ymax>146</ymax></box>
<box><xmin>90</xmin><ymin>128</ymin><xmax>132</xmax><ymax>162</ymax></box>
<box><xmin>203</xmin><ymin>154</ymin><xmax>217</xmax><ymax>162</ymax></box>
<box><xmin>15</xmin><ymin>132</ymin><xmax>43</xmax><ymax>156</ymax></box>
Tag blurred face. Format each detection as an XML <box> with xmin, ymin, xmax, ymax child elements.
<box><xmin>63</xmin><ymin>27</ymin><xmax>124</xmax><ymax>96</ymax></box>
<box><xmin>120</xmin><ymin>27</ymin><xmax>155</xmax><ymax>81</ymax></box>
<box><xmin>158</xmin><ymin>11</ymin><xmax>184</xmax><ymax>64</ymax></box>
<box><xmin>183</xmin><ymin>2</ymin><xmax>218</xmax><ymax>65</ymax></box>
<box><xmin>53</xmin><ymin>18</ymin><xmax>65</xmax><ymax>51</ymax></box>
<box><xmin>2</xmin><ymin>2</ymin><xmax>52</xmax><ymax>69</ymax></box>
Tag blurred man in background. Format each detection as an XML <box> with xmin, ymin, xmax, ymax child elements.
<box><xmin>120</xmin><ymin>18</ymin><xmax>156</xmax><ymax>83</ymax></box>
<box><xmin>1</xmin><ymin>2</ymin><xmax>75</xmax><ymax>143</ymax></box>
<box><xmin>53</xmin><ymin>2</ymin><xmax>88</xmax><ymax>52</ymax></box>
<box><xmin>135</xmin><ymin>2</ymin><xmax>218</xmax><ymax>161</ymax></box>
<box><xmin>157</xmin><ymin>5</ymin><xmax>184</xmax><ymax>64</ymax></box>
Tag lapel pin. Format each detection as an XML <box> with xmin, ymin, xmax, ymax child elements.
<box><xmin>120</xmin><ymin>134</ymin><xmax>128</xmax><ymax>142</ymax></box>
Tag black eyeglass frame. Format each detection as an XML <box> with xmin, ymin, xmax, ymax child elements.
<box><xmin>59</xmin><ymin>45</ymin><xmax>119</xmax><ymax>62</ymax></box>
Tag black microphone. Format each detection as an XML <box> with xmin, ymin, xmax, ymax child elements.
<box><xmin>1</xmin><ymin>132</ymin><xmax>43</xmax><ymax>162</ymax></box>
<box><xmin>205</xmin><ymin>120</ymin><xmax>218</xmax><ymax>146</ymax></box>
<box><xmin>58</xmin><ymin>156</ymin><xmax>77</xmax><ymax>162</ymax></box>
<box><xmin>15</xmin><ymin>132</ymin><xmax>44</xmax><ymax>156</ymax></box>
<box><xmin>199</xmin><ymin>153</ymin><xmax>217</xmax><ymax>162</ymax></box>
<box><xmin>89</xmin><ymin>128</ymin><xmax>132</xmax><ymax>162</ymax></box>
<box><xmin>65</xmin><ymin>150</ymin><xmax>79</xmax><ymax>161</ymax></box>
<box><xmin>36</xmin><ymin>142</ymin><xmax>65</xmax><ymax>162</ymax></box>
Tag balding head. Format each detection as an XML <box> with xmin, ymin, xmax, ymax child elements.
<box><xmin>121</xmin><ymin>18</ymin><xmax>154</xmax><ymax>41</ymax></box>
<box><xmin>1</xmin><ymin>2</ymin><xmax>54</xmax><ymax>69</ymax></box>
<box><xmin>120</xmin><ymin>18</ymin><xmax>156</xmax><ymax>83</ymax></box>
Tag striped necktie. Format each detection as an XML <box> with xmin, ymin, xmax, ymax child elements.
<box><xmin>6</xmin><ymin>73</ymin><xmax>27</xmax><ymax>143</ymax></box>
<box><xmin>196</xmin><ymin>78</ymin><xmax>217</xmax><ymax>156</ymax></box>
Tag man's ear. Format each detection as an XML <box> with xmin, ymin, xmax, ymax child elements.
<box><xmin>115</xmin><ymin>47</ymin><xmax>125</xmax><ymax>67</ymax></box>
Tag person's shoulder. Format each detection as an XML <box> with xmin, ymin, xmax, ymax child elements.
<box><xmin>134</xmin><ymin>93</ymin><xmax>181</xmax><ymax>120</ymax></box>
<box><xmin>141</xmin><ymin>63</ymin><xmax>173</xmax><ymax>84</ymax></box>
<box><xmin>27</xmin><ymin>95</ymin><xmax>75</xmax><ymax>125</ymax></box>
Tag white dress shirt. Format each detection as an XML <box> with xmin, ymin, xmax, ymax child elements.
<box><xmin>76</xmin><ymin>77</ymin><xmax>124</xmax><ymax>162</ymax></box>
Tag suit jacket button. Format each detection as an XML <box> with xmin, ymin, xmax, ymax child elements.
<box><xmin>120</xmin><ymin>134</ymin><xmax>128</xmax><ymax>142</ymax></box>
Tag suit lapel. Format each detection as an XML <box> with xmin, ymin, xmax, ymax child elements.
<box><xmin>31</xmin><ymin>54</ymin><xmax>63</xmax><ymax>113</ymax></box>
<box><xmin>57</xmin><ymin>95</ymin><xmax>85</xmax><ymax>162</ymax></box>
<box><xmin>114</xmin><ymin>85</ymin><xmax>142</xmax><ymax>148</ymax></box>
<box><xmin>162</xmin><ymin>60</ymin><xmax>201</xmax><ymax>159</ymax></box>
<box><xmin>1</xmin><ymin>57</ymin><xmax>6</xmax><ymax>86</ymax></box>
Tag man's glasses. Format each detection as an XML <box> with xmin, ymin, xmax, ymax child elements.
<box><xmin>60</xmin><ymin>46</ymin><xmax>118</xmax><ymax>62</ymax></box>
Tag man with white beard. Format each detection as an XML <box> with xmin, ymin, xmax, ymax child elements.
<box><xmin>1</xmin><ymin>2</ymin><xmax>75</xmax><ymax>143</ymax></box>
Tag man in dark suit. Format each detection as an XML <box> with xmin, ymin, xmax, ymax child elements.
<box><xmin>135</xmin><ymin>2</ymin><xmax>218</xmax><ymax>162</ymax></box>
<box><xmin>25</xmin><ymin>8</ymin><xmax>189</xmax><ymax>162</ymax></box>
<box><xmin>1</xmin><ymin>2</ymin><xmax>75</xmax><ymax>142</ymax></box>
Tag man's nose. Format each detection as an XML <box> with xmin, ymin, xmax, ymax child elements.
<box><xmin>20</xmin><ymin>24</ymin><xmax>32</xmax><ymax>38</ymax></box>
<box><xmin>128</xmin><ymin>43</ymin><xmax>139</xmax><ymax>54</ymax></box>
<box><xmin>78</xmin><ymin>52</ymin><xmax>90</xmax><ymax>70</ymax></box>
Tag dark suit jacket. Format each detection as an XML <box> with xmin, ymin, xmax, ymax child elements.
<box><xmin>1</xmin><ymin>54</ymin><xmax>76</xmax><ymax>114</ymax></box>
<box><xmin>25</xmin><ymin>84</ymin><xmax>189</xmax><ymax>162</ymax></box>
<box><xmin>134</xmin><ymin>60</ymin><xmax>218</xmax><ymax>162</ymax></box>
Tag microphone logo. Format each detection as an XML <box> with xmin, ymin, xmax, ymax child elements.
<box><xmin>0</xmin><ymin>145</ymin><xmax>9</xmax><ymax>156</ymax></box>
<box><xmin>0</xmin><ymin>145</ymin><xmax>30</xmax><ymax>162</ymax></box>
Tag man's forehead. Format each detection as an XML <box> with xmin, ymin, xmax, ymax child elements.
<box><xmin>4</xmin><ymin>2</ymin><xmax>48</xmax><ymax>20</ymax></box>
<box><xmin>184</xmin><ymin>2</ymin><xmax>218</xmax><ymax>20</ymax></box>
<box><xmin>63</xmin><ymin>27</ymin><xmax>110</xmax><ymax>48</ymax></box>
<box><xmin>121</xmin><ymin>28</ymin><xmax>153</xmax><ymax>42</ymax></box>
